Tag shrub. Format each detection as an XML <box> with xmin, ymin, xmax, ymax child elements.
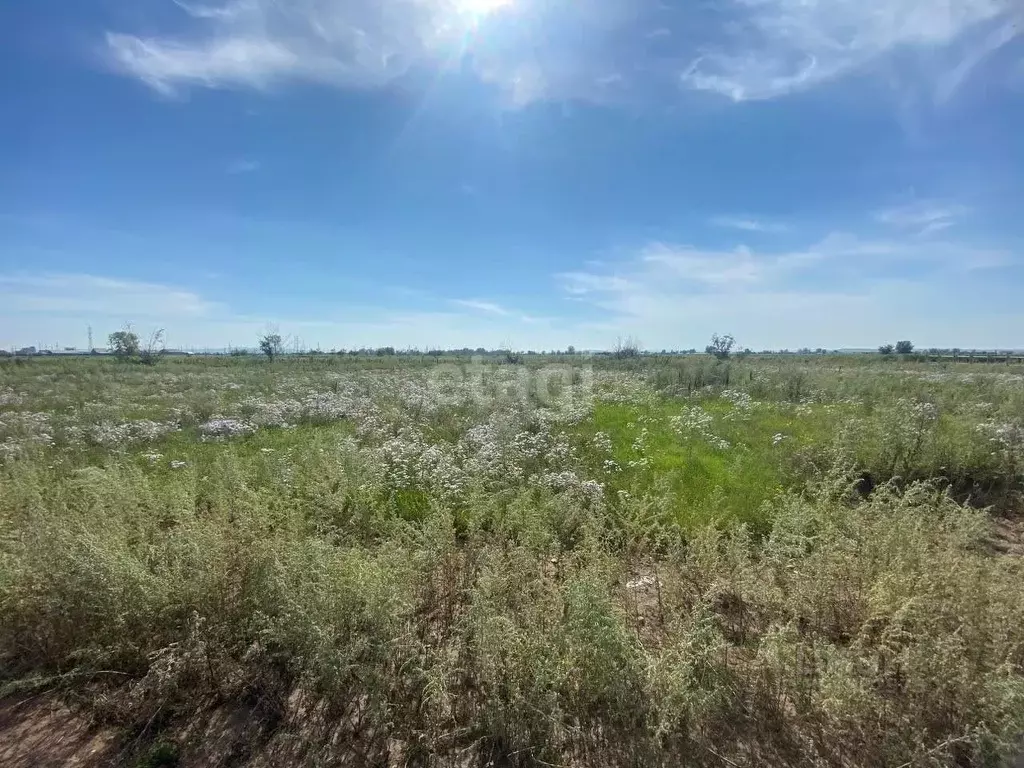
<box><xmin>109</xmin><ymin>328</ymin><xmax>141</xmax><ymax>359</ymax></box>
<box><xmin>705</xmin><ymin>333</ymin><xmax>735</xmax><ymax>360</ymax></box>
<box><xmin>259</xmin><ymin>333</ymin><xmax>283</xmax><ymax>361</ymax></box>
<box><xmin>613</xmin><ymin>336</ymin><xmax>641</xmax><ymax>359</ymax></box>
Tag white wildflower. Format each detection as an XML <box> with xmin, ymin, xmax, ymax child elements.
<box><xmin>592</xmin><ymin>431</ymin><xmax>613</xmax><ymax>454</ymax></box>
<box><xmin>198</xmin><ymin>418</ymin><xmax>256</xmax><ymax>440</ymax></box>
<box><xmin>626</xmin><ymin>574</ymin><xmax>658</xmax><ymax>590</ymax></box>
<box><xmin>671</xmin><ymin>406</ymin><xmax>730</xmax><ymax>451</ymax></box>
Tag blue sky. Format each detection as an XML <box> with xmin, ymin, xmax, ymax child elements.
<box><xmin>2</xmin><ymin>0</ymin><xmax>1023</xmax><ymax>351</ymax></box>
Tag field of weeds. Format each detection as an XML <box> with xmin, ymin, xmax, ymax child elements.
<box><xmin>2</xmin><ymin>353</ymin><xmax>1024</xmax><ymax>767</ymax></box>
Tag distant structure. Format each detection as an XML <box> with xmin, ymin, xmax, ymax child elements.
<box><xmin>87</xmin><ymin>325</ymin><xmax>93</xmax><ymax>351</ymax></box>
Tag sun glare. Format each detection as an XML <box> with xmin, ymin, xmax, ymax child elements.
<box><xmin>455</xmin><ymin>0</ymin><xmax>513</xmax><ymax>20</ymax></box>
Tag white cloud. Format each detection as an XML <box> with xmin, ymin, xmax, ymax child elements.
<box><xmin>681</xmin><ymin>0</ymin><xmax>1019</xmax><ymax>101</ymax></box>
<box><xmin>2</xmin><ymin>257</ymin><xmax>1020</xmax><ymax>352</ymax></box>
<box><xmin>934</xmin><ymin>20</ymin><xmax>1020</xmax><ymax>101</ymax></box>
<box><xmin>452</xmin><ymin>298</ymin><xmax>510</xmax><ymax>315</ymax></box>
<box><xmin>104</xmin><ymin>0</ymin><xmax>508</xmax><ymax>96</ymax></box>
<box><xmin>101</xmin><ymin>0</ymin><xmax>1021</xmax><ymax>106</ymax></box>
<box><xmin>172</xmin><ymin>0</ymin><xmax>249</xmax><ymax>21</ymax></box>
<box><xmin>1012</xmin><ymin>56</ymin><xmax>1024</xmax><ymax>89</ymax></box>
<box><xmin>503</xmin><ymin>63</ymin><xmax>549</xmax><ymax>108</ymax></box>
<box><xmin>227</xmin><ymin>158</ymin><xmax>260</xmax><ymax>174</ymax></box>
<box><xmin>451</xmin><ymin>298</ymin><xmax>551</xmax><ymax>325</ymax></box>
<box><xmin>0</xmin><ymin>273</ymin><xmax>219</xmax><ymax>318</ymax></box>
<box><xmin>550</xmin><ymin>230</ymin><xmax>1019</xmax><ymax>349</ymax></box>
<box><xmin>557</xmin><ymin>272</ymin><xmax>637</xmax><ymax>296</ymax></box>
<box><xmin>559</xmin><ymin>232</ymin><xmax>1011</xmax><ymax>316</ymax></box>
<box><xmin>105</xmin><ymin>33</ymin><xmax>304</xmax><ymax>95</ymax></box>
<box><xmin>874</xmin><ymin>200</ymin><xmax>970</xmax><ymax>235</ymax></box>
<box><xmin>711</xmin><ymin>216</ymin><xmax>789</xmax><ymax>234</ymax></box>
<box><xmin>642</xmin><ymin>243</ymin><xmax>764</xmax><ymax>286</ymax></box>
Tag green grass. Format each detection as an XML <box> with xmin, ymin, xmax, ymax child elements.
<box><xmin>578</xmin><ymin>397</ymin><xmax>848</xmax><ymax>529</ymax></box>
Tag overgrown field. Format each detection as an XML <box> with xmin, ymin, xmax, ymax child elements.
<box><xmin>2</xmin><ymin>354</ymin><xmax>1024</xmax><ymax>766</ymax></box>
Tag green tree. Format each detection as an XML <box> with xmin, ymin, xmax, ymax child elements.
<box><xmin>895</xmin><ymin>340</ymin><xmax>914</xmax><ymax>355</ymax></box>
<box><xmin>108</xmin><ymin>328</ymin><xmax>140</xmax><ymax>359</ymax></box>
<box><xmin>259</xmin><ymin>332</ymin><xmax>283</xmax><ymax>361</ymax></box>
<box><xmin>705</xmin><ymin>333</ymin><xmax>735</xmax><ymax>360</ymax></box>
<box><xmin>879</xmin><ymin>344</ymin><xmax>895</xmax><ymax>355</ymax></box>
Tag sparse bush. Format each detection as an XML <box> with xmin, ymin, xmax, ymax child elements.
<box><xmin>613</xmin><ymin>336</ymin><xmax>641</xmax><ymax>359</ymax></box>
<box><xmin>879</xmin><ymin>343</ymin><xmax>895</xmax><ymax>355</ymax></box>
<box><xmin>705</xmin><ymin>333</ymin><xmax>735</xmax><ymax>360</ymax></box>
<box><xmin>138</xmin><ymin>329</ymin><xmax>165</xmax><ymax>366</ymax></box>
<box><xmin>259</xmin><ymin>332</ymin><xmax>283</xmax><ymax>361</ymax></box>
<box><xmin>896</xmin><ymin>339</ymin><xmax>915</xmax><ymax>355</ymax></box>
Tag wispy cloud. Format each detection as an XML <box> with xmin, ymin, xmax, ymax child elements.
<box><xmin>0</xmin><ymin>273</ymin><xmax>219</xmax><ymax>317</ymax></box>
<box><xmin>561</xmin><ymin>230</ymin><xmax>1010</xmax><ymax>312</ymax></box>
<box><xmin>451</xmin><ymin>298</ymin><xmax>550</xmax><ymax>325</ymax></box>
<box><xmin>642</xmin><ymin>243</ymin><xmax>764</xmax><ymax>286</ymax></box>
<box><xmin>0</xmin><ymin>273</ymin><xmax>575</xmax><ymax>351</ymax></box>
<box><xmin>227</xmin><ymin>158</ymin><xmax>260</xmax><ymax>174</ymax></box>
<box><xmin>102</xmin><ymin>0</ymin><xmax>1020</xmax><ymax>106</ymax></box>
<box><xmin>934</xmin><ymin>20</ymin><xmax>1021</xmax><ymax>102</ymax></box>
<box><xmin>557</xmin><ymin>272</ymin><xmax>636</xmax><ymax>296</ymax></box>
<box><xmin>1012</xmin><ymin>56</ymin><xmax>1024</xmax><ymax>89</ymax></box>
<box><xmin>548</xmin><ymin>227</ymin><xmax>1018</xmax><ymax>349</ymax></box>
<box><xmin>874</xmin><ymin>200</ymin><xmax>970</xmax><ymax>236</ymax></box>
<box><xmin>452</xmin><ymin>299</ymin><xmax>510</xmax><ymax>316</ymax></box>
<box><xmin>711</xmin><ymin>216</ymin><xmax>789</xmax><ymax>234</ymax></box>
<box><xmin>105</xmin><ymin>33</ymin><xmax>304</xmax><ymax>96</ymax></box>
<box><xmin>104</xmin><ymin>0</ymin><xmax>507</xmax><ymax>96</ymax></box>
<box><xmin>680</xmin><ymin>0</ymin><xmax>1019</xmax><ymax>101</ymax></box>
<box><xmin>171</xmin><ymin>0</ymin><xmax>247</xmax><ymax>21</ymax></box>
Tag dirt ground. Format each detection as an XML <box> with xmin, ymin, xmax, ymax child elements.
<box><xmin>0</xmin><ymin>695</ymin><xmax>119</xmax><ymax>768</ymax></box>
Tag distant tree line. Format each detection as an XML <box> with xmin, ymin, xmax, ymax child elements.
<box><xmin>19</xmin><ymin>329</ymin><xmax>1015</xmax><ymax>362</ymax></box>
<box><xmin>879</xmin><ymin>341</ymin><xmax>914</xmax><ymax>356</ymax></box>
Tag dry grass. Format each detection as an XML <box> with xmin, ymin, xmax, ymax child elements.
<box><xmin>1</xmin><ymin>355</ymin><xmax>1023</xmax><ymax>766</ymax></box>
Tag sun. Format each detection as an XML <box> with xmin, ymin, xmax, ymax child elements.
<box><xmin>454</xmin><ymin>0</ymin><xmax>513</xmax><ymax>20</ymax></box>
